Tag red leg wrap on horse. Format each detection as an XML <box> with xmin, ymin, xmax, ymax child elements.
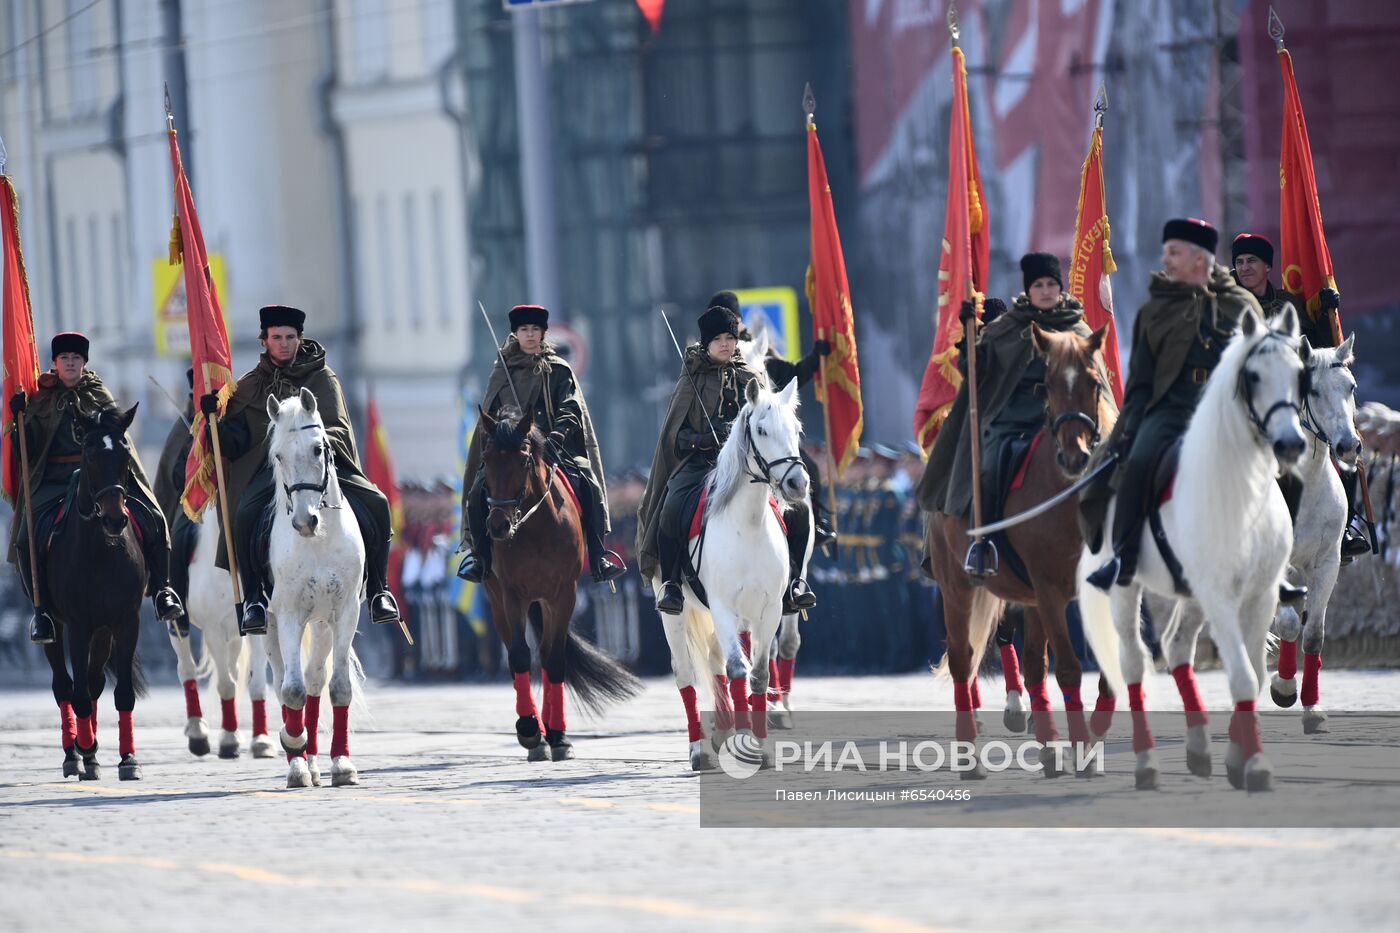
<box><xmin>970</xmin><ymin>677</ymin><xmax>982</xmax><ymax>710</ymax></box>
<box><xmin>1302</xmin><ymin>653</ymin><xmax>1322</xmax><ymax>707</ymax></box>
<box><xmin>739</xmin><ymin>631</ymin><xmax>752</xmax><ymax>660</ymax></box>
<box><xmin>119</xmin><ymin>710</ymin><xmax>135</xmax><ymax>758</ymax></box>
<box><xmin>283</xmin><ymin>704</ymin><xmax>304</xmax><ymax>738</ymax></box>
<box><xmin>713</xmin><ymin>675</ymin><xmax>734</xmax><ymax>732</ymax></box>
<box><xmin>1027</xmin><ymin>681</ymin><xmax>1058</xmax><ymax>744</ymax></box>
<box><xmin>1127</xmin><ymin>682</ymin><xmax>1154</xmax><ymax>754</ymax></box>
<box><xmin>544</xmin><ymin>677</ymin><xmax>566</xmax><ymax>732</ymax></box>
<box><xmin>1170</xmin><ymin>663</ymin><xmax>1209</xmax><ymax>728</ymax></box>
<box><xmin>953</xmin><ymin>680</ymin><xmax>977</xmax><ymax>743</ymax></box>
<box><xmin>182</xmin><ymin>679</ymin><xmax>201</xmax><ymax>719</ymax></box>
<box><xmin>728</xmin><ymin>675</ymin><xmax>751</xmax><ymax>732</ymax></box>
<box><xmin>76</xmin><ymin>710</ymin><xmax>95</xmax><ymax>749</ymax></box>
<box><xmin>304</xmin><ymin>695</ymin><xmax>321</xmax><ymax>757</ymax></box>
<box><xmin>330</xmin><ymin>706</ymin><xmax>350</xmax><ymax>758</ymax></box>
<box><xmin>1277</xmin><ymin>639</ymin><xmax>1298</xmax><ymax>680</ymax></box>
<box><xmin>1090</xmin><ymin>693</ymin><xmax>1115</xmax><ymax>737</ymax></box>
<box><xmin>1231</xmin><ymin>700</ymin><xmax>1263</xmax><ymax>759</ymax></box>
<box><xmin>59</xmin><ymin>701</ymin><xmax>76</xmax><ymax>750</ymax></box>
<box><xmin>767</xmin><ymin>658</ymin><xmax>782</xmax><ymax>702</ymax></box>
<box><xmin>999</xmin><ymin>644</ymin><xmax>1024</xmax><ymax>695</ymax></box>
<box><xmin>680</xmin><ymin>685</ymin><xmax>704</xmax><ymax>743</ymax></box>
<box><xmin>220</xmin><ymin>697</ymin><xmax>238</xmax><ymax>733</ymax></box>
<box><xmin>777</xmin><ymin>658</ymin><xmax>795</xmax><ymax>695</ymax></box>
<box><xmin>1063</xmin><ymin>687</ymin><xmax>1088</xmax><ymax>745</ymax></box>
<box><xmin>87</xmin><ymin>710</ymin><xmax>97</xmax><ymax>742</ymax></box>
<box><xmin>252</xmin><ymin>699</ymin><xmax>269</xmax><ymax>736</ymax></box>
<box><xmin>749</xmin><ymin>691</ymin><xmax>768</xmax><ymax>739</ymax></box>
<box><xmin>513</xmin><ymin>672</ymin><xmax>538</xmax><ymax>719</ymax></box>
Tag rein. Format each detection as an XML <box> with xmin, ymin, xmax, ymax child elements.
<box><xmin>486</xmin><ymin>444</ymin><xmax>558</xmax><ymax>540</ymax></box>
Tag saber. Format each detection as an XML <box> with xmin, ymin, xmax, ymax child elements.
<box><xmin>477</xmin><ymin>300</ymin><xmax>525</xmax><ymax>417</ymax></box>
<box><xmin>658</xmin><ymin>309</ymin><xmax>721</xmax><ymax>447</ymax></box>
<box><xmin>147</xmin><ymin>375</ymin><xmax>191</xmax><ymax>430</ymax></box>
<box><xmin>966</xmin><ymin>452</ymin><xmax>1118</xmax><ymax>538</ymax></box>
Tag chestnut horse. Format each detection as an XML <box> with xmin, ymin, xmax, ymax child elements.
<box><xmin>925</xmin><ymin>325</ymin><xmax>1117</xmax><ymax>776</ymax></box>
<box><xmin>477</xmin><ymin>408</ymin><xmax>640</xmax><ymax>761</ymax></box>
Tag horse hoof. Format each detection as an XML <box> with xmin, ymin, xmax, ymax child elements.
<box><xmin>287</xmin><ymin>759</ymin><xmax>313</xmax><ymax>789</ymax></box>
<box><xmin>1302</xmin><ymin>708</ymin><xmax>1329</xmax><ymax>734</ymax></box>
<box><xmin>527</xmin><ymin>744</ymin><xmax>549</xmax><ymax>762</ymax></box>
<box><xmin>1245</xmin><ymin>754</ymin><xmax>1274</xmax><ymax>792</ymax></box>
<box><xmin>1003</xmin><ymin>709</ymin><xmax>1029</xmax><ymax>733</ymax></box>
<box><xmin>251</xmin><ymin>734</ymin><xmax>276</xmax><ymax>759</ymax></box>
<box><xmin>1270</xmin><ymin>675</ymin><xmax>1298</xmax><ymax>709</ymax></box>
<box><xmin>1226</xmin><ymin>762</ymin><xmax>1244</xmax><ymax>790</ymax></box>
<box><xmin>188</xmin><ymin>735</ymin><xmax>211</xmax><ymax>757</ymax></box>
<box><xmin>118</xmin><ymin>754</ymin><xmax>142</xmax><ymax>782</ymax></box>
<box><xmin>1135</xmin><ymin>767</ymin><xmax>1159</xmax><ymax>791</ymax></box>
<box><xmin>1186</xmin><ymin>750</ymin><xmax>1213</xmax><ymax>778</ymax></box>
<box><xmin>307</xmin><ymin>757</ymin><xmax>323</xmax><ymax>787</ymax></box>
<box><xmin>80</xmin><ymin>760</ymin><xmax>101</xmax><ymax>781</ymax></box>
<box><xmin>331</xmin><ymin>757</ymin><xmax>359</xmax><ymax>787</ymax></box>
<box><xmin>689</xmin><ymin>741</ymin><xmax>717</xmax><ymax>771</ymax></box>
<box><xmin>516</xmin><ymin>716</ymin><xmax>543</xmax><ymax>750</ymax></box>
<box><xmin>958</xmin><ymin>763</ymin><xmax>988</xmax><ymax>781</ymax></box>
<box><xmin>710</xmin><ymin>728</ymin><xmax>734</xmax><ymax>753</ymax></box>
<box><xmin>218</xmin><ymin>731</ymin><xmax>241</xmax><ymax>759</ymax></box>
<box><xmin>1039</xmin><ymin>746</ymin><xmax>1063</xmax><ymax>779</ymax></box>
<box><xmin>768</xmin><ymin>710</ymin><xmax>794</xmax><ymax>731</ymax></box>
<box><xmin>62</xmin><ymin>748</ymin><xmax>80</xmax><ymax>778</ymax></box>
<box><xmin>550</xmin><ymin>742</ymin><xmax>576</xmax><ymax>762</ymax></box>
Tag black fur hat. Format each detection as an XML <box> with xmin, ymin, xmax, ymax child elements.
<box><xmin>1231</xmin><ymin>233</ymin><xmax>1274</xmax><ymax>267</ymax></box>
<box><xmin>1162</xmin><ymin>217</ymin><xmax>1219</xmax><ymax>254</ymax></box>
<box><xmin>698</xmin><ymin>304</ymin><xmax>742</xmax><ymax>346</ymax></box>
<box><xmin>1020</xmin><ymin>252</ymin><xmax>1063</xmax><ymax>293</ymax></box>
<box><xmin>259</xmin><ymin>305</ymin><xmax>305</xmax><ymax>333</ymax></box>
<box><xmin>508</xmin><ymin>304</ymin><xmax>549</xmax><ymax>331</ymax></box>
<box><xmin>50</xmin><ymin>332</ymin><xmax>89</xmax><ymax>361</ymax></box>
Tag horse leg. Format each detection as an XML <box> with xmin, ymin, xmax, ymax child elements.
<box><xmin>111</xmin><ymin>620</ymin><xmax>142</xmax><ymax>781</ymax></box>
<box><xmin>215</xmin><ymin>633</ymin><xmax>242</xmax><ymax>759</ymax></box>
<box><xmin>247</xmin><ymin>634</ymin><xmax>275</xmax><ymax>758</ymax></box>
<box><xmin>1300</xmin><ymin>558</ymin><xmax>1339</xmax><ymax>736</ymax></box>
<box><xmin>747</xmin><ymin>609</ymin><xmax>782</xmax><ymax>752</ymax></box>
<box><xmin>1158</xmin><ymin>599</ymin><xmax>1211</xmax><ymax>776</ymax></box>
<box><xmin>301</xmin><ymin>622</ymin><xmax>334</xmax><ymax>786</ymax></box>
<box><xmin>997</xmin><ymin>610</ymin><xmax>1027</xmax><ymax>733</ymax></box>
<box><xmin>43</xmin><ymin>630</ymin><xmax>79</xmax><ymax>778</ymax></box>
<box><xmin>167</xmin><ymin>620</ymin><xmax>210</xmax><ymax>756</ymax></box>
<box><xmin>1211</xmin><ymin>592</ymin><xmax>1273</xmax><ymax>792</ymax></box>
<box><xmin>1020</xmin><ymin>610</ymin><xmax>1057</xmax><ymax>762</ymax></box>
<box><xmin>772</xmin><ymin>612</ymin><xmax>800</xmax><ymax>729</ymax></box>
<box><xmin>538</xmin><ymin>598</ymin><xmax>575</xmax><ymax>762</ymax></box>
<box><xmin>1270</xmin><ymin>590</ymin><xmax>1302</xmax><ymax>709</ymax></box>
<box><xmin>703</xmin><ymin>621</ymin><xmax>735</xmax><ymax>745</ymax></box>
<box><xmin>1109</xmin><ymin>585</ymin><xmax>1159</xmax><ymax>790</ymax></box>
<box><xmin>660</xmin><ymin>599</ymin><xmax>713</xmax><ymax>771</ymax></box>
<box><xmin>66</xmin><ymin>626</ymin><xmax>100</xmax><ymax>780</ymax></box>
<box><xmin>709</xmin><ymin>604</ymin><xmax>752</xmax><ymax>736</ymax></box>
<box><xmin>329</xmin><ymin>603</ymin><xmax>360</xmax><ymax>787</ymax></box>
<box><xmin>940</xmin><ymin>578</ymin><xmax>989</xmax><ymax>780</ymax></box>
<box><xmin>1043</xmin><ymin>596</ymin><xmax>1094</xmax><ymax>777</ymax></box>
<box><xmin>496</xmin><ymin>594</ymin><xmax>542</xmax><ymax>757</ymax></box>
<box><xmin>276</xmin><ymin>616</ymin><xmax>313</xmax><ymax>788</ymax></box>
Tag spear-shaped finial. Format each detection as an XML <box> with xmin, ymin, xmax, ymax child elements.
<box><xmin>1268</xmin><ymin>5</ymin><xmax>1286</xmax><ymax>51</ymax></box>
<box><xmin>803</xmin><ymin>81</ymin><xmax>816</xmax><ymax>127</ymax></box>
<box><xmin>1093</xmin><ymin>81</ymin><xmax>1108</xmax><ymax>129</ymax></box>
<box><xmin>164</xmin><ymin>82</ymin><xmax>174</xmax><ymax>132</ymax></box>
<box><xmin>947</xmin><ymin>1</ymin><xmax>960</xmax><ymax>45</ymax></box>
<box><xmin>0</xmin><ymin>133</ymin><xmax>8</xmax><ymax>174</ymax></box>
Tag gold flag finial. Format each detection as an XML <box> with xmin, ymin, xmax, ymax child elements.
<box><xmin>164</xmin><ymin>82</ymin><xmax>175</xmax><ymax>132</ymax></box>
<box><xmin>1268</xmin><ymin>6</ymin><xmax>1286</xmax><ymax>51</ymax></box>
<box><xmin>1093</xmin><ymin>81</ymin><xmax>1108</xmax><ymax>129</ymax></box>
<box><xmin>803</xmin><ymin>81</ymin><xmax>816</xmax><ymax>127</ymax></box>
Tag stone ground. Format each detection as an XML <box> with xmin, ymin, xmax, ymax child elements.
<box><xmin>2</xmin><ymin>668</ymin><xmax>1399</xmax><ymax>931</ymax></box>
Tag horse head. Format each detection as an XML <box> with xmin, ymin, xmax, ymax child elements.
<box><xmin>1031</xmin><ymin>323</ymin><xmax>1110</xmax><ymax>478</ymax></box>
<box><xmin>1300</xmin><ymin>333</ymin><xmax>1361</xmax><ymax>468</ymax></box>
<box><xmin>267</xmin><ymin>388</ymin><xmax>335</xmax><ymax>537</ymax></box>
<box><xmin>736</xmin><ymin>376</ymin><xmax>808</xmax><ymax>505</ymax></box>
<box><xmin>1233</xmin><ymin>304</ymin><xmax>1308</xmax><ymax>472</ymax></box>
<box><xmin>478</xmin><ymin>406</ymin><xmax>544</xmax><ymax>541</ymax></box>
<box><xmin>76</xmin><ymin>403</ymin><xmax>137</xmax><ymax>537</ymax></box>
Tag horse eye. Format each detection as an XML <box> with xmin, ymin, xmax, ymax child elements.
<box><xmin>1247</xmin><ymin>371</ymin><xmax>1261</xmax><ymax>385</ymax></box>
<box><xmin>314</xmin><ymin>445</ymin><xmax>324</xmax><ymax>456</ymax></box>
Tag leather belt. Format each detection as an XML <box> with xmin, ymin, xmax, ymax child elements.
<box><xmin>48</xmin><ymin>454</ymin><xmax>81</xmax><ymax>464</ymax></box>
<box><xmin>1190</xmin><ymin>368</ymin><xmax>1209</xmax><ymax>385</ymax></box>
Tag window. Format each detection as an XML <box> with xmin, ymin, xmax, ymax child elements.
<box><xmin>375</xmin><ymin>193</ymin><xmax>395</xmax><ymax>326</ymax></box>
<box><xmin>430</xmin><ymin>189</ymin><xmax>452</xmax><ymax>328</ymax></box>
<box><xmin>403</xmin><ymin>192</ymin><xmax>422</xmax><ymax>329</ymax></box>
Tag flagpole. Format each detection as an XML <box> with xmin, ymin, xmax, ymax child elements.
<box><xmin>804</xmin><ymin>86</ymin><xmax>841</xmax><ymax>541</ymax></box>
<box><xmin>16</xmin><ymin>408</ymin><xmax>41</xmax><ymax>614</ymax></box>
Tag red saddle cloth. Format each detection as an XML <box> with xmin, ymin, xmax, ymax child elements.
<box><xmin>553</xmin><ymin>465</ymin><xmax>583</xmax><ymax>517</ymax></box>
<box><xmin>1009</xmin><ymin>433</ymin><xmax>1043</xmax><ymax>492</ymax></box>
<box><xmin>48</xmin><ymin>498</ymin><xmax>144</xmax><ymax>553</ymax></box>
<box><xmin>688</xmin><ymin>484</ymin><xmax>786</xmax><ymax>541</ymax></box>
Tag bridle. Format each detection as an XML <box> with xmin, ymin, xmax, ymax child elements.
<box><xmin>1298</xmin><ymin>356</ymin><xmax>1352</xmax><ymax>450</ymax></box>
<box><xmin>486</xmin><ymin>441</ymin><xmax>557</xmax><ymax>540</ymax></box>
<box><xmin>1236</xmin><ymin>330</ymin><xmax>1303</xmax><ymax>440</ymax></box>
<box><xmin>76</xmin><ymin>432</ymin><xmax>127</xmax><ymax>524</ymax></box>
<box><xmin>742</xmin><ymin>412</ymin><xmax>807</xmax><ymax>492</ymax></box>
<box><xmin>1046</xmin><ymin>375</ymin><xmax>1105</xmax><ymax>459</ymax></box>
<box><xmin>281</xmin><ymin>423</ymin><xmax>336</xmax><ymax>513</ymax></box>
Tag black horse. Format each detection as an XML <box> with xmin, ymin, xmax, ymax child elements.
<box><xmin>39</xmin><ymin>404</ymin><xmax>149</xmax><ymax>780</ymax></box>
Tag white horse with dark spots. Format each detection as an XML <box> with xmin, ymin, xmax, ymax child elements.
<box><xmin>166</xmin><ymin>504</ymin><xmax>276</xmax><ymax>760</ymax></box>
<box><xmin>1270</xmin><ymin>334</ymin><xmax>1360</xmax><ymax>733</ymax></box>
<box><xmin>1078</xmin><ymin>305</ymin><xmax>1308</xmax><ymax>792</ymax></box>
<box><xmin>263</xmin><ymin>388</ymin><xmax>367</xmax><ymax>789</ymax></box>
<box><xmin>655</xmin><ymin>374</ymin><xmax>812</xmax><ymax>771</ymax></box>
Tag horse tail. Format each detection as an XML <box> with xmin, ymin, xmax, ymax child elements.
<box><xmin>1075</xmin><ymin>563</ymin><xmax>1125</xmax><ymax>697</ymax></box>
<box><xmin>105</xmin><ymin>644</ymin><xmax>149</xmax><ymax>700</ymax></box>
<box><xmin>528</xmin><ymin>604</ymin><xmax>642</xmax><ymax>715</ymax></box>
<box><xmin>930</xmin><ymin>588</ymin><xmax>1004</xmax><ymax>681</ymax></box>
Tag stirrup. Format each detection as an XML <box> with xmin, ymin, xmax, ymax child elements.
<box><xmin>457</xmin><ymin>552</ymin><xmax>486</xmax><ymax>583</ymax></box>
<box><xmin>29</xmin><ymin>610</ymin><xmax>56</xmax><ymax>645</ymax></box>
<box><xmin>1278</xmin><ymin>582</ymin><xmax>1308</xmax><ymax>608</ymax></box>
<box><xmin>591</xmin><ymin>550</ymin><xmax>627</xmax><ymax>584</ymax></box>
<box><xmin>239</xmin><ymin>601</ymin><xmax>268</xmax><ymax>637</ymax></box>
<box><xmin>153</xmin><ymin>587</ymin><xmax>184</xmax><ymax>624</ymax></box>
<box><xmin>370</xmin><ymin>591</ymin><xmax>401</xmax><ymax>625</ymax></box>
<box><xmin>783</xmin><ymin>578</ymin><xmax>817</xmax><ymax>614</ymax></box>
<box><xmin>963</xmin><ymin>538</ymin><xmax>1000</xmax><ymax>585</ymax></box>
<box><xmin>655</xmin><ymin>581</ymin><xmax>684</xmax><ymax>615</ymax></box>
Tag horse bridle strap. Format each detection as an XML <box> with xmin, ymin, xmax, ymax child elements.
<box><xmin>1237</xmin><ymin>331</ymin><xmax>1302</xmax><ymax>439</ymax></box>
<box><xmin>78</xmin><ymin>482</ymin><xmax>127</xmax><ymax>521</ymax></box>
<box><xmin>486</xmin><ymin>451</ymin><xmax>558</xmax><ymax>536</ymax></box>
<box><xmin>743</xmin><ymin>417</ymin><xmax>806</xmax><ymax>490</ymax></box>
<box><xmin>282</xmin><ymin>424</ymin><xmax>334</xmax><ymax>511</ymax></box>
<box><xmin>1298</xmin><ymin>359</ymin><xmax>1348</xmax><ymax>448</ymax></box>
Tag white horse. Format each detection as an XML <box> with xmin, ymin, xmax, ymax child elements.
<box><xmin>263</xmin><ymin>388</ymin><xmax>366</xmax><ymax>789</ymax></box>
<box><xmin>1078</xmin><ymin>305</ymin><xmax>1308</xmax><ymax>792</ymax></box>
<box><xmin>1269</xmin><ymin>334</ymin><xmax>1360</xmax><ymax>734</ymax></box>
<box><xmin>165</xmin><ymin>505</ymin><xmax>275</xmax><ymax>760</ymax></box>
<box><xmin>655</xmin><ymin>375</ymin><xmax>812</xmax><ymax>771</ymax></box>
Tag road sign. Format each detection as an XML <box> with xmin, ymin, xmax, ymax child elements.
<box><xmin>547</xmin><ymin>321</ymin><xmax>590</xmax><ymax>377</ymax></box>
<box><xmin>151</xmin><ymin>253</ymin><xmax>228</xmax><ymax>358</ymax></box>
<box><xmin>733</xmin><ymin>286</ymin><xmax>800</xmax><ymax>362</ymax></box>
<box><xmin>503</xmin><ymin>0</ymin><xmax>594</xmax><ymax>10</ymax></box>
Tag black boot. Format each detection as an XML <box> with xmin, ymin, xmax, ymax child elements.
<box><xmin>457</xmin><ymin>479</ymin><xmax>492</xmax><ymax>583</ymax></box>
<box><xmin>365</xmin><ymin>537</ymin><xmax>401</xmax><ymax>625</ymax></box>
<box><xmin>578</xmin><ymin>479</ymin><xmax>626</xmax><ymax>583</ymax></box>
<box><xmin>1278</xmin><ymin>581</ymin><xmax>1308</xmax><ymax>606</ymax></box>
<box><xmin>131</xmin><ymin>501</ymin><xmax>184</xmax><ymax>624</ymax></box>
<box><xmin>29</xmin><ymin>610</ymin><xmax>56</xmax><ymax>645</ymax></box>
<box><xmin>1341</xmin><ymin>520</ymin><xmax>1373</xmax><ymax>562</ymax></box>
<box><xmin>237</xmin><ymin>560</ymin><xmax>269</xmax><ymax>636</ymax></box>
<box><xmin>783</xmin><ymin>578</ymin><xmax>817</xmax><ymax>614</ymax></box>
<box><xmin>782</xmin><ymin>504</ymin><xmax>817</xmax><ymax>613</ymax></box>
<box><xmin>655</xmin><ymin>528</ymin><xmax>685</xmax><ymax>615</ymax></box>
<box><xmin>167</xmin><ymin>518</ymin><xmax>195</xmax><ymax>636</ymax></box>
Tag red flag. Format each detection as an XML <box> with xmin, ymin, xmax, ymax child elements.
<box><xmin>1</xmin><ymin>176</ymin><xmax>40</xmax><ymax>504</ymax></box>
<box><xmin>1068</xmin><ymin>122</ymin><xmax>1124</xmax><ymax>404</ymax></box>
<box><xmin>636</xmin><ymin>0</ymin><xmax>664</xmax><ymax>33</ymax></box>
<box><xmin>805</xmin><ymin>118</ymin><xmax>863</xmax><ymax>477</ymax></box>
<box><xmin>364</xmin><ymin>394</ymin><xmax>406</xmax><ymax>621</ymax></box>
<box><xmin>169</xmin><ymin>127</ymin><xmax>237</xmax><ymax>521</ymax></box>
<box><xmin>914</xmin><ymin>46</ymin><xmax>987</xmax><ymax>453</ymax></box>
<box><xmin>1277</xmin><ymin>46</ymin><xmax>1341</xmax><ymax>345</ymax></box>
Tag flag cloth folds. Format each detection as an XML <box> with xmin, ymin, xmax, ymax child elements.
<box><xmin>364</xmin><ymin>393</ymin><xmax>406</xmax><ymax>624</ymax></box>
<box><xmin>1</xmin><ymin>176</ymin><xmax>40</xmax><ymax>504</ymax></box>
<box><xmin>169</xmin><ymin>126</ymin><xmax>237</xmax><ymax>521</ymax></box>
<box><xmin>1277</xmin><ymin>45</ymin><xmax>1342</xmax><ymax>345</ymax></box>
<box><xmin>805</xmin><ymin>117</ymin><xmax>863</xmax><ymax>478</ymax></box>
<box><xmin>914</xmin><ymin>45</ymin><xmax>988</xmax><ymax>453</ymax></box>
<box><xmin>1068</xmin><ymin>121</ymin><xmax>1124</xmax><ymax>404</ymax></box>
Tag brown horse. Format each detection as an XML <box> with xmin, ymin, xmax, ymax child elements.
<box><xmin>925</xmin><ymin>324</ymin><xmax>1118</xmax><ymax>776</ymax></box>
<box><xmin>477</xmin><ymin>408</ymin><xmax>640</xmax><ymax>761</ymax></box>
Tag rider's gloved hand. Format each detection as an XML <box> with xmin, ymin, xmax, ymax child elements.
<box><xmin>693</xmin><ymin>433</ymin><xmax>720</xmax><ymax>453</ymax></box>
<box><xmin>9</xmin><ymin>392</ymin><xmax>25</xmax><ymax>416</ymax></box>
<box><xmin>199</xmin><ymin>393</ymin><xmax>219</xmax><ymax>416</ymax></box>
<box><xmin>1318</xmin><ymin>287</ymin><xmax>1340</xmax><ymax>312</ymax></box>
<box><xmin>813</xmin><ymin>339</ymin><xmax>832</xmax><ymax>357</ymax></box>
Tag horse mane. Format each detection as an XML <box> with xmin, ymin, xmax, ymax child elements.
<box><xmin>487</xmin><ymin>413</ymin><xmax>547</xmax><ymax>459</ymax></box>
<box><xmin>707</xmin><ymin>407</ymin><xmax>750</xmax><ymax>514</ymax></box>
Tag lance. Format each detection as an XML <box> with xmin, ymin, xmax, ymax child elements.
<box><xmin>148</xmin><ymin>375</ymin><xmax>191</xmax><ymax>430</ymax></box>
<box><xmin>658</xmin><ymin>309</ymin><xmax>722</xmax><ymax>448</ymax></box>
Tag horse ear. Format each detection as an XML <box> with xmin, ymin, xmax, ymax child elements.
<box><xmin>1088</xmin><ymin>324</ymin><xmax>1109</xmax><ymax>355</ymax></box>
<box><xmin>1240</xmin><ymin>307</ymin><xmax>1260</xmax><ymax>338</ymax></box>
<box><xmin>1338</xmin><ymin>333</ymin><xmax>1356</xmax><ymax>367</ymax></box>
<box><xmin>299</xmin><ymin>387</ymin><xmax>318</xmax><ymax>413</ymax></box>
<box><xmin>518</xmin><ymin>406</ymin><xmax>534</xmax><ymax>435</ymax></box>
<box><xmin>118</xmin><ymin>403</ymin><xmax>138</xmax><ymax>433</ymax></box>
<box><xmin>1029</xmin><ymin>323</ymin><xmax>1049</xmax><ymax>357</ymax></box>
<box><xmin>1276</xmin><ymin>302</ymin><xmax>1300</xmax><ymax>338</ymax></box>
<box><xmin>266</xmin><ymin>394</ymin><xmax>280</xmax><ymax>422</ymax></box>
<box><xmin>778</xmin><ymin>378</ymin><xmax>799</xmax><ymax>410</ymax></box>
<box><xmin>746</xmin><ymin>377</ymin><xmax>762</xmax><ymax>406</ymax></box>
<box><xmin>1299</xmin><ymin>335</ymin><xmax>1313</xmax><ymax>362</ymax></box>
<box><xmin>478</xmin><ymin>406</ymin><xmax>495</xmax><ymax>433</ymax></box>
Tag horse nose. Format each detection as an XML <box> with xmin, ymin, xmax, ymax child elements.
<box><xmin>1336</xmin><ymin>436</ymin><xmax>1361</xmax><ymax>465</ymax></box>
<box><xmin>1274</xmin><ymin>434</ymin><xmax>1307</xmax><ymax>466</ymax></box>
<box><xmin>293</xmin><ymin>513</ymin><xmax>319</xmax><ymax>536</ymax></box>
<box><xmin>786</xmin><ymin>473</ymin><xmax>809</xmax><ymax>499</ymax></box>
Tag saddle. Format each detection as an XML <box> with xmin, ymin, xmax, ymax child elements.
<box><xmin>44</xmin><ymin>473</ymin><xmax>145</xmax><ymax>554</ymax></box>
<box><xmin>678</xmin><ymin>481</ymin><xmax>787</xmax><ymax>609</ymax></box>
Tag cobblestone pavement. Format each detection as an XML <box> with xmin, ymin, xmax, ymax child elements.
<box><xmin>2</xmin><ymin>668</ymin><xmax>1399</xmax><ymax>931</ymax></box>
